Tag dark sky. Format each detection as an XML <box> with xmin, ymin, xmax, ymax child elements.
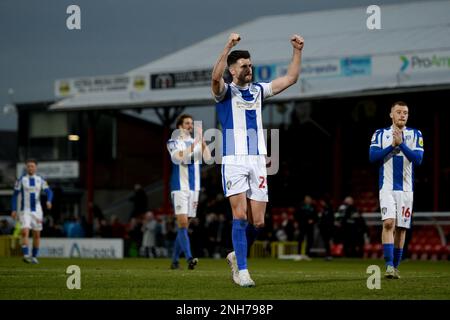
<box><xmin>0</xmin><ymin>0</ymin><xmax>417</xmax><ymax>129</ymax></box>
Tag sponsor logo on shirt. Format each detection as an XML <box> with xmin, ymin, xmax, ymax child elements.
<box><xmin>419</xmin><ymin>137</ymin><xmax>424</xmax><ymax>147</ymax></box>
<box><xmin>235</xmin><ymin>101</ymin><xmax>260</xmax><ymax>110</ymax></box>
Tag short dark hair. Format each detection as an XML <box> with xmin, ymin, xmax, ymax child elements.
<box><xmin>176</xmin><ymin>114</ymin><xmax>193</xmax><ymax>128</ymax></box>
<box><xmin>25</xmin><ymin>158</ymin><xmax>37</xmax><ymax>165</ymax></box>
<box><xmin>391</xmin><ymin>101</ymin><xmax>408</xmax><ymax>110</ymax></box>
<box><xmin>227</xmin><ymin>50</ymin><xmax>251</xmax><ymax>67</ymax></box>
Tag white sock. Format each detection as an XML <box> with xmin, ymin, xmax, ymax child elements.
<box><xmin>239</xmin><ymin>269</ymin><xmax>249</xmax><ymax>276</ymax></box>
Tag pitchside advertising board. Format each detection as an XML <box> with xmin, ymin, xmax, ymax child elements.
<box><xmin>54</xmin><ymin>49</ymin><xmax>450</xmax><ymax>97</ymax></box>
<box><xmin>30</xmin><ymin>238</ymin><xmax>124</xmax><ymax>259</ymax></box>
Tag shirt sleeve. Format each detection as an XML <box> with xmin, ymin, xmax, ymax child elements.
<box><xmin>258</xmin><ymin>82</ymin><xmax>274</xmax><ymax>99</ymax></box>
<box><xmin>369</xmin><ymin>129</ymin><xmax>383</xmax><ymax>148</ymax></box>
<box><xmin>13</xmin><ymin>178</ymin><xmax>21</xmax><ymax>191</ymax></box>
<box><xmin>413</xmin><ymin>129</ymin><xmax>424</xmax><ymax>151</ymax></box>
<box><xmin>369</xmin><ymin>129</ymin><xmax>394</xmax><ymax>163</ymax></box>
<box><xmin>42</xmin><ymin>178</ymin><xmax>53</xmax><ymax>202</ymax></box>
<box><xmin>213</xmin><ymin>83</ymin><xmax>229</xmax><ymax>102</ymax></box>
<box><xmin>167</xmin><ymin>139</ymin><xmax>183</xmax><ymax>163</ymax></box>
<box><xmin>11</xmin><ymin>178</ymin><xmax>21</xmax><ymax>211</ymax></box>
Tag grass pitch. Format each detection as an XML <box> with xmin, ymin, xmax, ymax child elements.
<box><xmin>0</xmin><ymin>257</ymin><xmax>449</xmax><ymax>300</ymax></box>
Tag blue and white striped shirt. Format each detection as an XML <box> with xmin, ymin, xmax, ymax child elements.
<box><xmin>215</xmin><ymin>82</ymin><xmax>273</xmax><ymax>156</ymax></box>
<box><xmin>11</xmin><ymin>175</ymin><xmax>53</xmax><ymax>213</ymax></box>
<box><xmin>369</xmin><ymin>126</ymin><xmax>424</xmax><ymax>192</ymax></box>
<box><xmin>167</xmin><ymin>135</ymin><xmax>201</xmax><ymax>192</ymax></box>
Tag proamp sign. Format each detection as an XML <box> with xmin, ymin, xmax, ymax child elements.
<box><xmin>37</xmin><ymin>238</ymin><xmax>123</xmax><ymax>259</ymax></box>
<box><xmin>399</xmin><ymin>51</ymin><xmax>450</xmax><ymax>73</ymax></box>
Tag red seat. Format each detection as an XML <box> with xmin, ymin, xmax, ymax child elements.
<box><xmin>442</xmin><ymin>245</ymin><xmax>450</xmax><ymax>260</ymax></box>
<box><xmin>272</xmin><ymin>215</ymin><xmax>281</xmax><ymax>225</ymax></box>
<box><xmin>363</xmin><ymin>243</ymin><xmax>372</xmax><ymax>258</ymax></box>
<box><xmin>429</xmin><ymin>237</ymin><xmax>441</xmax><ymax>245</ymax></box>
<box><xmin>430</xmin><ymin>244</ymin><xmax>444</xmax><ymax>260</ymax></box>
<box><xmin>331</xmin><ymin>244</ymin><xmax>344</xmax><ymax>257</ymax></box>
<box><xmin>369</xmin><ymin>243</ymin><xmax>383</xmax><ymax>259</ymax></box>
<box><xmin>409</xmin><ymin>244</ymin><xmax>423</xmax><ymax>260</ymax></box>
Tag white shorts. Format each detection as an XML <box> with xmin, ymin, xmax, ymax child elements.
<box><xmin>379</xmin><ymin>190</ymin><xmax>413</xmax><ymax>229</ymax></box>
<box><xmin>171</xmin><ymin>190</ymin><xmax>199</xmax><ymax>218</ymax></box>
<box><xmin>221</xmin><ymin>155</ymin><xmax>268</xmax><ymax>202</ymax></box>
<box><xmin>19</xmin><ymin>211</ymin><xmax>43</xmax><ymax>231</ymax></box>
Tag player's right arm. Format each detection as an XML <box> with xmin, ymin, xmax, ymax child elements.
<box><xmin>369</xmin><ymin>129</ymin><xmax>395</xmax><ymax>163</ymax></box>
<box><xmin>11</xmin><ymin>178</ymin><xmax>22</xmax><ymax>219</ymax></box>
<box><xmin>211</xmin><ymin>33</ymin><xmax>240</xmax><ymax>99</ymax></box>
<box><xmin>167</xmin><ymin>139</ymin><xmax>183</xmax><ymax>164</ymax></box>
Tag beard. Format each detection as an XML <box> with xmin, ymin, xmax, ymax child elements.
<box><xmin>238</xmin><ymin>73</ymin><xmax>252</xmax><ymax>84</ymax></box>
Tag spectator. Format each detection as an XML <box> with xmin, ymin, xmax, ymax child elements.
<box><xmin>294</xmin><ymin>195</ymin><xmax>318</xmax><ymax>256</ymax></box>
<box><xmin>141</xmin><ymin>211</ymin><xmax>157</xmax><ymax>258</ymax></box>
<box><xmin>42</xmin><ymin>215</ymin><xmax>64</xmax><ymax>237</ymax></box>
<box><xmin>64</xmin><ymin>215</ymin><xmax>85</xmax><ymax>238</ymax></box>
<box><xmin>336</xmin><ymin>196</ymin><xmax>367</xmax><ymax>257</ymax></box>
<box><xmin>99</xmin><ymin>218</ymin><xmax>113</xmax><ymax>238</ymax></box>
<box><xmin>164</xmin><ymin>215</ymin><xmax>177</xmax><ymax>258</ymax></box>
<box><xmin>280</xmin><ymin>211</ymin><xmax>295</xmax><ymax>241</ymax></box>
<box><xmin>272</xmin><ymin>222</ymin><xmax>288</xmax><ymax>241</ymax></box>
<box><xmin>127</xmin><ymin>217</ymin><xmax>143</xmax><ymax>256</ymax></box>
<box><xmin>155</xmin><ymin>216</ymin><xmax>167</xmax><ymax>257</ymax></box>
<box><xmin>318</xmin><ymin>198</ymin><xmax>335</xmax><ymax>261</ymax></box>
<box><xmin>129</xmin><ymin>184</ymin><xmax>148</xmax><ymax>219</ymax></box>
<box><xmin>0</xmin><ymin>218</ymin><xmax>13</xmax><ymax>235</ymax></box>
<box><xmin>111</xmin><ymin>215</ymin><xmax>127</xmax><ymax>238</ymax></box>
<box><xmin>92</xmin><ymin>203</ymin><xmax>104</xmax><ymax>220</ymax></box>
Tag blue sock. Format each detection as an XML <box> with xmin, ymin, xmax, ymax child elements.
<box><xmin>246</xmin><ymin>224</ymin><xmax>260</xmax><ymax>248</ymax></box>
<box><xmin>383</xmin><ymin>243</ymin><xmax>394</xmax><ymax>267</ymax></box>
<box><xmin>178</xmin><ymin>228</ymin><xmax>192</xmax><ymax>261</ymax></box>
<box><xmin>232</xmin><ymin>219</ymin><xmax>248</xmax><ymax>271</ymax></box>
<box><xmin>32</xmin><ymin>247</ymin><xmax>39</xmax><ymax>258</ymax></box>
<box><xmin>22</xmin><ymin>245</ymin><xmax>29</xmax><ymax>257</ymax></box>
<box><xmin>393</xmin><ymin>247</ymin><xmax>403</xmax><ymax>268</ymax></box>
<box><xmin>172</xmin><ymin>233</ymin><xmax>182</xmax><ymax>263</ymax></box>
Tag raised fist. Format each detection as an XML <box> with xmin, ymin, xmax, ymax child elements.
<box><xmin>227</xmin><ymin>33</ymin><xmax>241</xmax><ymax>48</ymax></box>
<box><xmin>291</xmin><ymin>34</ymin><xmax>304</xmax><ymax>51</ymax></box>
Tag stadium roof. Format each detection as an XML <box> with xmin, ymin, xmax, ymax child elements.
<box><xmin>51</xmin><ymin>1</ymin><xmax>450</xmax><ymax>111</ymax></box>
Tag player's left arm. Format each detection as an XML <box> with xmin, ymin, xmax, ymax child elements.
<box><xmin>192</xmin><ymin>126</ymin><xmax>212</xmax><ymax>163</ymax></box>
<box><xmin>399</xmin><ymin>130</ymin><xmax>424</xmax><ymax>166</ymax></box>
<box><xmin>271</xmin><ymin>34</ymin><xmax>304</xmax><ymax>96</ymax></box>
<box><xmin>42</xmin><ymin>179</ymin><xmax>53</xmax><ymax>209</ymax></box>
